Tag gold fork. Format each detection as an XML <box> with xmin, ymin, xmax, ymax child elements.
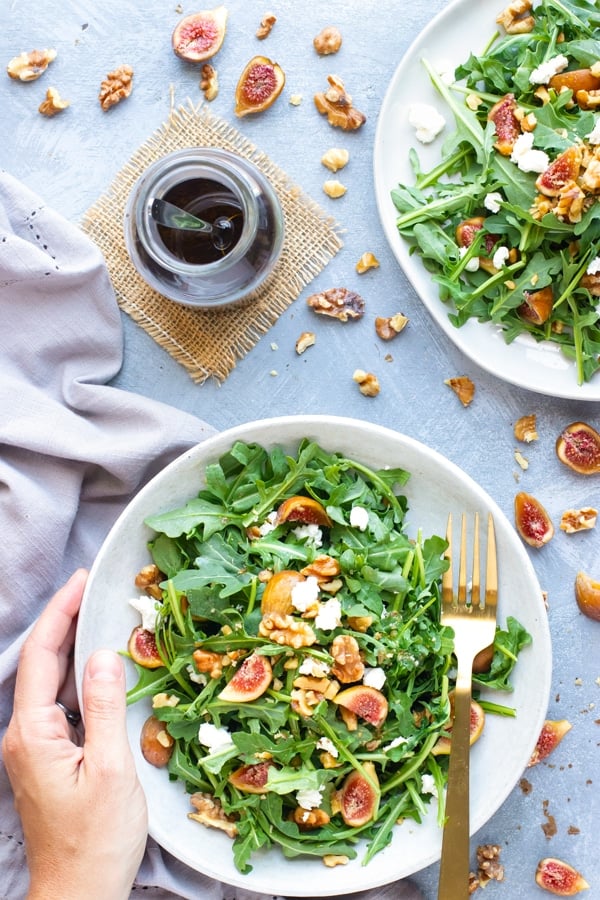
<box><xmin>437</xmin><ymin>512</ymin><xmax>498</xmax><ymax>900</ymax></box>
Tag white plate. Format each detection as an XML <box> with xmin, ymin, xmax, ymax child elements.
<box><xmin>75</xmin><ymin>415</ymin><xmax>551</xmax><ymax>896</ymax></box>
<box><xmin>374</xmin><ymin>0</ymin><xmax>600</xmax><ymax>400</ymax></box>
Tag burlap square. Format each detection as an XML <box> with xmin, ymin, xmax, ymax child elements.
<box><xmin>81</xmin><ymin>100</ymin><xmax>343</xmax><ymax>383</ymax></box>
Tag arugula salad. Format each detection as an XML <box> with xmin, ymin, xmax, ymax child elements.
<box><xmin>126</xmin><ymin>439</ymin><xmax>530</xmax><ymax>872</ymax></box>
<box><xmin>393</xmin><ymin>0</ymin><xmax>600</xmax><ymax>384</ymax></box>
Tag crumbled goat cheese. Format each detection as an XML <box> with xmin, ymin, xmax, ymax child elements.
<box><xmin>129</xmin><ymin>595</ymin><xmax>159</xmax><ymax>633</ymax></box>
<box><xmin>363</xmin><ymin>666</ymin><xmax>386</xmax><ymax>690</ymax></box>
<box><xmin>459</xmin><ymin>246</ymin><xmax>480</xmax><ymax>272</ymax></box>
<box><xmin>315</xmin><ymin>597</ymin><xmax>342</xmax><ymax>631</ymax></box>
<box><xmin>296</xmin><ymin>787</ymin><xmax>323</xmax><ymax>810</ymax></box>
<box><xmin>484</xmin><ymin>191</ymin><xmax>503</xmax><ymax>214</ymax></box>
<box><xmin>408</xmin><ymin>103</ymin><xmax>446</xmax><ymax>144</ymax></box>
<box><xmin>587</xmin><ymin>256</ymin><xmax>600</xmax><ymax>276</ymax></box>
<box><xmin>587</xmin><ymin>120</ymin><xmax>600</xmax><ymax>145</ymax></box>
<box><xmin>299</xmin><ymin>657</ymin><xmax>331</xmax><ymax>677</ymax></box>
<box><xmin>186</xmin><ymin>664</ymin><xmax>207</xmax><ymax>686</ymax></box>
<box><xmin>258</xmin><ymin>511</ymin><xmax>278</xmax><ymax>536</ymax></box>
<box><xmin>198</xmin><ymin>722</ymin><xmax>234</xmax><ymax>751</ymax></box>
<box><xmin>510</xmin><ymin>132</ymin><xmax>549</xmax><ymax>174</ymax></box>
<box><xmin>292</xmin><ymin>523</ymin><xmax>323</xmax><ymax>548</ymax></box>
<box><xmin>383</xmin><ymin>735</ymin><xmax>408</xmax><ymax>751</ymax></box>
<box><xmin>316</xmin><ymin>736</ymin><xmax>339</xmax><ymax>757</ymax></box>
<box><xmin>291</xmin><ymin>576</ymin><xmax>320</xmax><ymax>613</ymax></box>
<box><xmin>349</xmin><ymin>505</ymin><xmax>369</xmax><ymax>531</ymax></box>
<box><xmin>529</xmin><ymin>54</ymin><xmax>569</xmax><ymax>85</ymax></box>
<box><xmin>492</xmin><ymin>246</ymin><xmax>510</xmax><ymax>269</ymax></box>
<box><xmin>421</xmin><ymin>773</ymin><xmax>439</xmax><ymax>797</ymax></box>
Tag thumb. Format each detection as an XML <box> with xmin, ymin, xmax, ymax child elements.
<box><xmin>82</xmin><ymin>649</ymin><xmax>129</xmax><ymax>763</ymax></box>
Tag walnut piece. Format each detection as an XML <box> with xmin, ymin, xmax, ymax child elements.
<box><xmin>307</xmin><ymin>287</ymin><xmax>365</xmax><ymax>321</ymax></box>
<box><xmin>330</xmin><ymin>634</ymin><xmax>364</xmax><ymax>683</ymax></box>
<box><xmin>301</xmin><ymin>554</ymin><xmax>341</xmax><ymax>581</ymax></box>
<box><xmin>152</xmin><ymin>692</ymin><xmax>180</xmax><ymax>708</ymax></box>
<box><xmin>514</xmin><ymin>414</ymin><xmax>539</xmax><ymax>443</ymax></box>
<box><xmin>560</xmin><ymin>507</ymin><xmax>598</xmax><ymax>533</ymax></box>
<box><xmin>7</xmin><ymin>48</ymin><xmax>56</xmax><ymax>81</ymax></box>
<box><xmin>99</xmin><ymin>64</ymin><xmax>134</xmax><ymax>111</ymax></box>
<box><xmin>323</xmin><ymin>854</ymin><xmax>350</xmax><ymax>867</ymax></box>
<box><xmin>293</xmin><ymin>806</ymin><xmax>331</xmax><ymax>828</ymax></box>
<box><xmin>496</xmin><ymin>0</ymin><xmax>535</xmax><ymax>34</ymax></box>
<box><xmin>189</xmin><ymin>792</ymin><xmax>238</xmax><ymax>839</ymax></box>
<box><xmin>256</xmin><ymin>13</ymin><xmax>277</xmax><ymax>39</ymax></box>
<box><xmin>356</xmin><ymin>252</ymin><xmax>379</xmax><ymax>274</ymax></box>
<box><xmin>314</xmin><ymin>74</ymin><xmax>366</xmax><ymax>131</ymax></box>
<box><xmin>375</xmin><ymin>313</ymin><xmax>409</xmax><ymax>340</ymax></box>
<box><xmin>200</xmin><ymin>63</ymin><xmax>218</xmax><ymax>101</ymax></box>
<box><xmin>353</xmin><ymin>369</ymin><xmax>380</xmax><ymax>397</ymax></box>
<box><xmin>135</xmin><ymin>563</ymin><xmax>164</xmax><ymax>600</ymax></box>
<box><xmin>259</xmin><ymin>612</ymin><xmax>317</xmax><ymax>648</ymax></box>
<box><xmin>295</xmin><ymin>331</ymin><xmax>316</xmax><ymax>354</ymax></box>
<box><xmin>38</xmin><ymin>87</ymin><xmax>70</xmax><ymax>117</ymax></box>
<box><xmin>476</xmin><ymin>844</ymin><xmax>504</xmax><ymax>886</ymax></box>
<box><xmin>445</xmin><ymin>375</ymin><xmax>475</xmax><ymax>407</ymax></box>
<box><xmin>321</xmin><ymin>147</ymin><xmax>349</xmax><ymax>172</ymax></box>
<box><xmin>323</xmin><ymin>179</ymin><xmax>347</xmax><ymax>198</ymax></box>
<box><xmin>313</xmin><ymin>26</ymin><xmax>342</xmax><ymax>56</ymax></box>
<box><xmin>192</xmin><ymin>648</ymin><xmax>226</xmax><ymax>679</ymax></box>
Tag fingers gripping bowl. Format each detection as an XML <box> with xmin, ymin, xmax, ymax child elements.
<box><xmin>75</xmin><ymin>416</ymin><xmax>551</xmax><ymax>896</ymax></box>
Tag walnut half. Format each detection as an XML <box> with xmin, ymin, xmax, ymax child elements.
<box><xmin>7</xmin><ymin>48</ymin><xmax>56</xmax><ymax>81</ymax></box>
<box><xmin>188</xmin><ymin>792</ymin><xmax>238</xmax><ymax>839</ymax></box>
<box><xmin>307</xmin><ymin>287</ymin><xmax>365</xmax><ymax>321</ymax></box>
<box><xmin>314</xmin><ymin>74</ymin><xmax>366</xmax><ymax>131</ymax></box>
<box><xmin>99</xmin><ymin>64</ymin><xmax>134</xmax><ymax>111</ymax></box>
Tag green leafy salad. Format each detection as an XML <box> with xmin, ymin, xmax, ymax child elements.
<box><xmin>393</xmin><ymin>0</ymin><xmax>600</xmax><ymax>384</ymax></box>
<box><xmin>126</xmin><ymin>439</ymin><xmax>531</xmax><ymax>872</ymax></box>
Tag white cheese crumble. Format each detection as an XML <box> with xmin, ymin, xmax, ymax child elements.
<box><xmin>258</xmin><ymin>510</ymin><xmax>278</xmax><ymax>536</ymax></box>
<box><xmin>198</xmin><ymin>722</ymin><xmax>235</xmax><ymax>751</ymax></box>
<box><xmin>292</xmin><ymin>523</ymin><xmax>323</xmax><ymax>548</ymax></box>
<box><xmin>186</xmin><ymin>664</ymin><xmax>207</xmax><ymax>686</ymax></box>
<box><xmin>349</xmin><ymin>505</ymin><xmax>369</xmax><ymax>531</ymax></box>
<box><xmin>587</xmin><ymin>256</ymin><xmax>600</xmax><ymax>276</ymax></box>
<box><xmin>459</xmin><ymin>246</ymin><xmax>480</xmax><ymax>272</ymax></box>
<box><xmin>129</xmin><ymin>595</ymin><xmax>159</xmax><ymax>633</ymax></box>
<box><xmin>484</xmin><ymin>191</ymin><xmax>503</xmax><ymax>214</ymax></box>
<box><xmin>492</xmin><ymin>246</ymin><xmax>510</xmax><ymax>269</ymax></box>
<box><xmin>291</xmin><ymin>575</ymin><xmax>320</xmax><ymax>613</ymax></box>
<box><xmin>421</xmin><ymin>773</ymin><xmax>439</xmax><ymax>798</ymax></box>
<box><xmin>383</xmin><ymin>735</ymin><xmax>408</xmax><ymax>752</ymax></box>
<box><xmin>316</xmin><ymin>736</ymin><xmax>339</xmax><ymax>757</ymax></box>
<box><xmin>299</xmin><ymin>657</ymin><xmax>331</xmax><ymax>677</ymax></box>
<box><xmin>587</xmin><ymin>120</ymin><xmax>600</xmax><ymax>145</ymax></box>
<box><xmin>296</xmin><ymin>787</ymin><xmax>323</xmax><ymax>810</ymax></box>
<box><xmin>363</xmin><ymin>666</ymin><xmax>386</xmax><ymax>690</ymax></box>
<box><xmin>510</xmin><ymin>132</ymin><xmax>549</xmax><ymax>174</ymax></box>
<box><xmin>408</xmin><ymin>103</ymin><xmax>446</xmax><ymax>144</ymax></box>
<box><xmin>315</xmin><ymin>597</ymin><xmax>342</xmax><ymax>631</ymax></box>
<box><xmin>529</xmin><ymin>54</ymin><xmax>569</xmax><ymax>85</ymax></box>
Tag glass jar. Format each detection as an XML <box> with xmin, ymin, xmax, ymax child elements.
<box><xmin>124</xmin><ymin>147</ymin><xmax>284</xmax><ymax>308</ymax></box>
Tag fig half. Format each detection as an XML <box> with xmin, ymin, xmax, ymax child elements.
<box><xmin>218</xmin><ymin>652</ymin><xmax>272</xmax><ymax>702</ymax></box>
<box><xmin>140</xmin><ymin>714</ymin><xmax>174</xmax><ymax>767</ymax></box>
<box><xmin>276</xmin><ymin>495</ymin><xmax>332</xmax><ymax>526</ymax></box>
<box><xmin>574</xmin><ymin>571</ymin><xmax>600</xmax><ymax>621</ymax></box>
<box><xmin>172</xmin><ymin>6</ymin><xmax>228</xmax><ymax>63</ymax></box>
<box><xmin>535</xmin><ymin>857</ymin><xmax>589</xmax><ymax>895</ymax></box>
<box><xmin>128</xmin><ymin>625</ymin><xmax>163</xmax><ymax>668</ymax></box>
<box><xmin>528</xmin><ymin>719</ymin><xmax>572</xmax><ymax>766</ymax></box>
<box><xmin>234</xmin><ymin>55</ymin><xmax>285</xmax><ymax>117</ymax></box>
<box><xmin>556</xmin><ymin>422</ymin><xmax>600</xmax><ymax>475</ymax></box>
<box><xmin>488</xmin><ymin>93</ymin><xmax>520</xmax><ymax>156</ymax></box>
<box><xmin>338</xmin><ymin>761</ymin><xmax>379</xmax><ymax>827</ymax></box>
<box><xmin>261</xmin><ymin>569</ymin><xmax>305</xmax><ymax>616</ymax></box>
<box><xmin>514</xmin><ymin>491</ymin><xmax>554</xmax><ymax>548</ymax></box>
<box><xmin>228</xmin><ymin>760</ymin><xmax>274</xmax><ymax>794</ymax></box>
<box><xmin>536</xmin><ymin>146</ymin><xmax>582</xmax><ymax>197</ymax></box>
<box><xmin>334</xmin><ymin>685</ymin><xmax>388</xmax><ymax>728</ymax></box>
<box><xmin>432</xmin><ymin>694</ymin><xmax>485</xmax><ymax>755</ymax></box>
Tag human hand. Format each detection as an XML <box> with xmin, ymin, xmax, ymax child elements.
<box><xmin>2</xmin><ymin>569</ymin><xmax>148</xmax><ymax>900</ymax></box>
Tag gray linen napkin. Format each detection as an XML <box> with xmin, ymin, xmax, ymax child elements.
<box><xmin>0</xmin><ymin>171</ymin><xmax>424</xmax><ymax>900</ymax></box>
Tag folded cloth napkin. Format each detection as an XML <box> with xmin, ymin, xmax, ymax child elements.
<box><xmin>0</xmin><ymin>171</ymin><xmax>424</xmax><ymax>900</ymax></box>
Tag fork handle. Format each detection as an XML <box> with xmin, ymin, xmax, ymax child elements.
<box><xmin>437</xmin><ymin>662</ymin><xmax>473</xmax><ymax>900</ymax></box>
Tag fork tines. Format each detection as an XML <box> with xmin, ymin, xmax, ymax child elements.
<box><xmin>442</xmin><ymin>512</ymin><xmax>497</xmax><ymax>610</ymax></box>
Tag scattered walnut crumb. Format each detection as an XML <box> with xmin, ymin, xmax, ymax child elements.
<box><xmin>256</xmin><ymin>13</ymin><xmax>277</xmax><ymax>39</ymax></box>
<box><xmin>289</xmin><ymin>93</ymin><xmax>303</xmax><ymax>106</ymax></box>
<box><xmin>323</xmin><ymin>854</ymin><xmax>349</xmax><ymax>867</ymax></box>
<box><xmin>514</xmin><ymin>414</ymin><xmax>539</xmax><ymax>442</ymax></box>
<box><xmin>38</xmin><ymin>86</ymin><xmax>70</xmax><ymax>116</ymax></box>
<box><xmin>445</xmin><ymin>375</ymin><xmax>475</xmax><ymax>407</ymax></box>
<box><xmin>353</xmin><ymin>369</ymin><xmax>380</xmax><ymax>397</ymax></box>
<box><xmin>568</xmin><ymin>825</ymin><xmax>581</xmax><ymax>835</ymax></box>
<box><xmin>313</xmin><ymin>26</ymin><xmax>342</xmax><ymax>56</ymax></box>
<box><xmin>295</xmin><ymin>331</ymin><xmax>316</xmax><ymax>354</ymax></box>
<box><xmin>466</xmin><ymin>93</ymin><xmax>482</xmax><ymax>110</ymax></box>
<box><xmin>560</xmin><ymin>507</ymin><xmax>598</xmax><ymax>533</ymax></box>
<box><xmin>515</xmin><ymin>449</ymin><xmax>529</xmax><ymax>470</ymax></box>
<box><xmin>375</xmin><ymin>313</ymin><xmax>409</xmax><ymax>340</ymax></box>
<box><xmin>314</xmin><ymin>74</ymin><xmax>366</xmax><ymax>131</ymax></box>
<box><xmin>356</xmin><ymin>251</ymin><xmax>379</xmax><ymax>274</ymax></box>
<box><xmin>542</xmin><ymin>799</ymin><xmax>557</xmax><ymax>838</ymax></box>
<box><xmin>99</xmin><ymin>64</ymin><xmax>133</xmax><ymax>110</ymax></box>
<box><xmin>321</xmin><ymin>147</ymin><xmax>349</xmax><ymax>172</ymax></box>
<box><xmin>7</xmin><ymin>48</ymin><xmax>56</xmax><ymax>81</ymax></box>
<box><xmin>174</xmin><ymin>3</ymin><xmax>183</xmax><ymax>13</ymax></box>
<box><xmin>307</xmin><ymin>287</ymin><xmax>365</xmax><ymax>321</ymax></box>
<box><xmin>520</xmin><ymin>777</ymin><xmax>533</xmax><ymax>794</ymax></box>
<box><xmin>200</xmin><ymin>63</ymin><xmax>218</xmax><ymax>101</ymax></box>
<box><xmin>323</xmin><ymin>179</ymin><xmax>347</xmax><ymax>198</ymax></box>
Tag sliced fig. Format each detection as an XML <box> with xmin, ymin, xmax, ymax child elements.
<box><xmin>549</xmin><ymin>68</ymin><xmax>600</xmax><ymax>96</ymax></box>
<box><xmin>514</xmin><ymin>491</ymin><xmax>554</xmax><ymax>548</ymax></box>
<box><xmin>535</xmin><ymin>857</ymin><xmax>589</xmax><ymax>895</ymax></box>
<box><xmin>472</xmin><ymin>643</ymin><xmax>494</xmax><ymax>674</ymax></box>
<box><xmin>488</xmin><ymin>93</ymin><xmax>520</xmax><ymax>156</ymax></box>
<box><xmin>519</xmin><ymin>285</ymin><xmax>554</xmax><ymax>325</ymax></box>
<box><xmin>261</xmin><ymin>569</ymin><xmax>305</xmax><ymax>616</ymax></box>
<box><xmin>228</xmin><ymin>760</ymin><xmax>274</xmax><ymax>793</ymax></box>
<box><xmin>275</xmin><ymin>495</ymin><xmax>332</xmax><ymax>526</ymax></box>
<box><xmin>172</xmin><ymin>6</ymin><xmax>228</xmax><ymax>63</ymax></box>
<box><xmin>528</xmin><ymin>719</ymin><xmax>572</xmax><ymax>766</ymax></box>
<box><xmin>535</xmin><ymin>146</ymin><xmax>582</xmax><ymax>197</ymax></box>
<box><xmin>140</xmin><ymin>714</ymin><xmax>174</xmax><ymax>767</ymax></box>
<box><xmin>128</xmin><ymin>625</ymin><xmax>163</xmax><ymax>668</ymax></box>
<box><xmin>338</xmin><ymin>761</ymin><xmax>379</xmax><ymax>827</ymax></box>
<box><xmin>455</xmin><ymin>216</ymin><xmax>498</xmax><ymax>272</ymax></box>
<box><xmin>432</xmin><ymin>694</ymin><xmax>485</xmax><ymax>755</ymax></box>
<box><xmin>218</xmin><ymin>652</ymin><xmax>272</xmax><ymax>702</ymax></box>
<box><xmin>556</xmin><ymin>422</ymin><xmax>600</xmax><ymax>475</ymax></box>
<box><xmin>574</xmin><ymin>571</ymin><xmax>600</xmax><ymax>621</ymax></box>
<box><xmin>234</xmin><ymin>55</ymin><xmax>285</xmax><ymax>117</ymax></box>
<box><xmin>334</xmin><ymin>685</ymin><xmax>388</xmax><ymax>728</ymax></box>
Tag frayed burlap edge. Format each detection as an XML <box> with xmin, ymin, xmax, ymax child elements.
<box><xmin>81</xmin><ymin>100</ymin><xmax>344</xmax><ymax>383</ymax></box>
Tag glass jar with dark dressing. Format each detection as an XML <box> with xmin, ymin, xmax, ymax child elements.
<box><xmin>124</xmin><ymin>148</ymin><xmax>284</xmax><ymax>308</ymax></box>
